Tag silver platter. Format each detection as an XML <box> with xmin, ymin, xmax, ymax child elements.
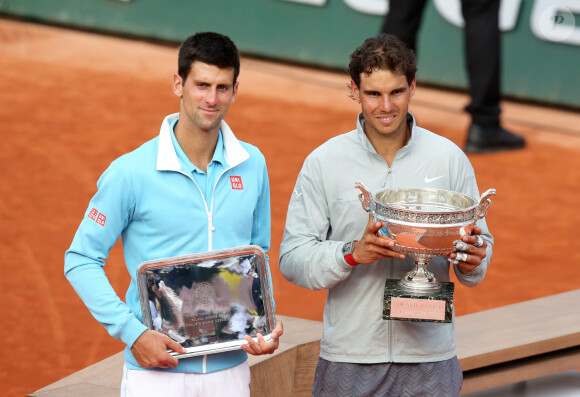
<box><xmin>137</xmin><ymin>245</ymin><xmax>276</xmax><ymax>358</ymax></box>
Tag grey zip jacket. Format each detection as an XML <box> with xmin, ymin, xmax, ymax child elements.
<box><xmin>279</xmin><ymin>113</ymin><xmax>493</xmax><ymax>364</ymax></box>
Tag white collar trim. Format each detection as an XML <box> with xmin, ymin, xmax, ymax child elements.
<box><xmin>156</xmin><ymin>113</ymin><xmax>249</xmax><ymax>172</ymax></box>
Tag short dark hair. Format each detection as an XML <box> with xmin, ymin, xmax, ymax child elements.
<box><xmin>178</xmin><ymin>32</ymin><xmax>240</xmax><ymax>84</ymax></box>
<box><xmin>349</xmin><ymin>34</ymin><xmax>417</xmax><ymax>87</ymax></box>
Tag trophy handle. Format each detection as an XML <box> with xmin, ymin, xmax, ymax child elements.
<box><xmin>475</xmin><ymin>188</ymin><xmax>496</xmax><ymax>220</ymax></box>
<box><xmin>355</xmin><ymin>182</ymin><xmax>372</xmax><ymax>212</ymax></box>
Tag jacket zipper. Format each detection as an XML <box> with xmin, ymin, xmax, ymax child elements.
<box><xmin>207</xmin><ymin>211</ymin><xmax>215</xmax><ymax>250</ymax></box>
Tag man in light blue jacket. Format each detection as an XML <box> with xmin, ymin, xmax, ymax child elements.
<box><xmin>65</xmin><ymin>32</ymin><xmax>282</xmax><ymax>397</ymax></box>
<box><xmin>280</xmin><ymin>34</ymin><xmax>492</xmax><ymax>396</ymax></box>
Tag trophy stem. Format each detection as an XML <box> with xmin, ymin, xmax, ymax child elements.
<box><xmin>398</xmin><ymin>258</ymin><xmax>441</xmax><ymax>291</ymax></box>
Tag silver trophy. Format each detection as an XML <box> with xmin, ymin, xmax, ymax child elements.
<box><xmin>355</xmin><ymin>182</ymin><xmax>496</xmax><ymax>322</ymax></box>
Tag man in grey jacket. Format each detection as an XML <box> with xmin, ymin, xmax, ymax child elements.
<box><xmin>279</xmin><ymin>34</ymin><xmax>493</xmax><ymax>396</ymax></box>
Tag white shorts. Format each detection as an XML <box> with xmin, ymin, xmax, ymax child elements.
<box><xmin>120</xmin><ymin>361</ymin><xmax>250</xmax><ymax>397</ymax></box>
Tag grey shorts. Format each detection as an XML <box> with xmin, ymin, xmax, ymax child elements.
<box><xmin>312</xmin><ymin>356</ymin><xmax>463</xmax><ymax>397</ymax></box>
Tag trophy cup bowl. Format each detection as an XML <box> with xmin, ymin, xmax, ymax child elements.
<box><xmin>355</xmin><ymin>182</ymin><xmax>496</xmax><ymax>293</ymax></box>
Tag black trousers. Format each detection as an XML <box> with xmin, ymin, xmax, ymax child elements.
<box><xmin>381</xmin><ymin>0</ymin><xmax>501</xmax><ymax>127</ymax></box>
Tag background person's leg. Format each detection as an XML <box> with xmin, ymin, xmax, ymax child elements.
<box><xmin>380</xmin><ymin>0</ymin><xmax>429</xmax><ymax>52</ymax></box>
<box><xmin>462</xmin><ymin>0</ymin><xmax>525</xmax><ymax>153</ymax></box>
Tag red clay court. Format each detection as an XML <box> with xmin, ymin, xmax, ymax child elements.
<box><xmin>1</xmin><ymin>18</ymin><xmax>579</xmax><ymax>396</ymax></box>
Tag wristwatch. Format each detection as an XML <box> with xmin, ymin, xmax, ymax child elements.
<box><xmin>342</xmin><ymin>241</ymin><xmax>358</xmax><ymax>266</ymax></box>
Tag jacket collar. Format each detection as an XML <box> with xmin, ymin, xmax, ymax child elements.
<box><xmin>156</xmin><ymin>113</ymin><xmax>250</xmax><ymax>172</ymax></box>
<box><xmin>356</xmin><ymin>112</ymin><xmax>417</xmax><ymax>156</ymax></box>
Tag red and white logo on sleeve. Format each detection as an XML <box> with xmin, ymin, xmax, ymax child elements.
<box><xmin>88</xmin><ymin>208</ymin><xmax>106</xmax><ymax>226</ymax></box>
<box><xmin>230</xmin><ymin>176</ymin><xmax>244</xmax><ymax>190</ymax></box>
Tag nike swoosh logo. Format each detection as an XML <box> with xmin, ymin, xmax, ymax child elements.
<box><xmin>424</xmin><ymin>175</ymin><xmax>445</xmax><ymax>183</ymax></box>
<box><xmin>294</xmin><ymin>190</ymin><xmax>302</xmax><ymax>198</ymax></box>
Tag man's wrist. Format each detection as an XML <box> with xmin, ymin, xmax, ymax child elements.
<box><xmin>341</xmin><ymin>241</ymin><xmax>359</xmax><ymax>266</ymax></box>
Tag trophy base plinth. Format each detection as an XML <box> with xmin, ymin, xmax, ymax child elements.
<box><xmin>383</xmin><ymin>279</ymin><xmax>454</xmax><ymax>323</ymax></box>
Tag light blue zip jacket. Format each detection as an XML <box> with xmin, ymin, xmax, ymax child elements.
<box><xmin>65</xmin><ymin>113</ymin><xmax>271</xmax><ymax>373</ymax></box>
